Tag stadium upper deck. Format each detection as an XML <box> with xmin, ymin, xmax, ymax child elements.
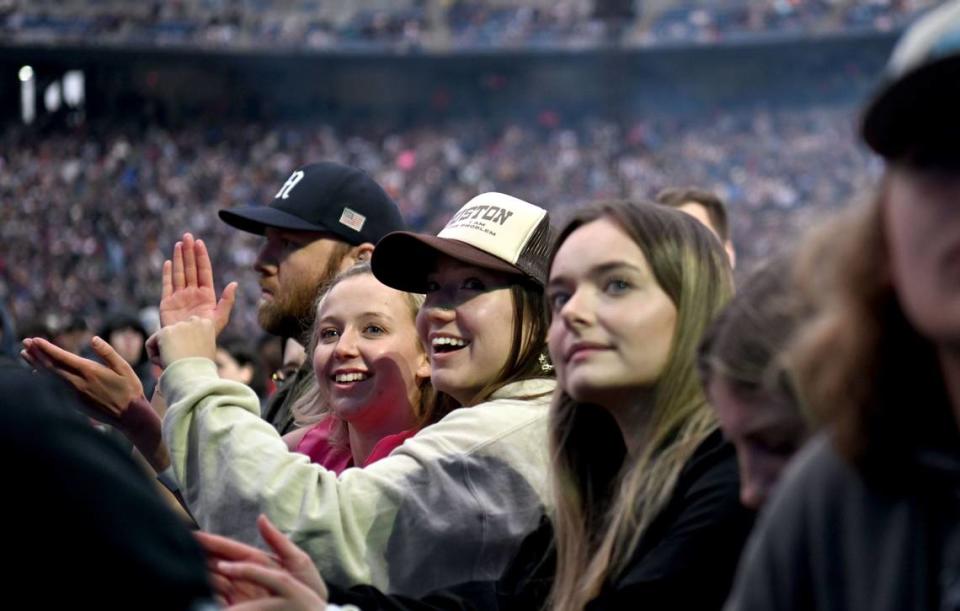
<box><xmin>0</xmin><ymin>0</ymin><xmax>941</xmax><ymax>52</ymax></box>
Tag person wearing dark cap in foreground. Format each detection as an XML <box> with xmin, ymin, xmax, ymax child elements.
<box><xmin>154</xmin><ymin>192</ymin><xmax>556</xmax><ymax>599</ymax></box>
<box><xmin>726</xmin><ymin>3</ymin><xmax>960</xmax><ymax>609</ymax></box>
<box><xmin>0</xmin><ymin>365</ymin><xmax>214</xmax><ymax>610</ymax></box>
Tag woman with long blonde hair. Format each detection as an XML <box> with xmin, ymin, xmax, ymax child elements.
<box><xmin>281</xmin><ymin>262</ymin><xmax>451</xmax><ymax>472</ymax></box>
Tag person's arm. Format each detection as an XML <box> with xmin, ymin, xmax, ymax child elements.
<box><xmin>160</xmin><ymin>353</ymin><xmax>425</xmax><ymax>588</ymax></box>
<box><xmin>160</xmin><ymin>357</ymin><xmax>552</xmax><ymax>594</ymax></box>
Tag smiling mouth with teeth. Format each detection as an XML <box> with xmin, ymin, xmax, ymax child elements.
<box><xmin>432</xmin><ymin>337</ymin><xmax>470</xmax><ymax>353</ymax></box>
<box><xmin>333</xmin><ymin>372</ymin><xmax>370</xmax><ymax>383</ymax></box>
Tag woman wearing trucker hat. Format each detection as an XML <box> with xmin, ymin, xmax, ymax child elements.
<box><xmin>153</xmin><ymin>191</ymin><xmax>556</xmax><ymax>598</ymax></box>
<box><xmin>727</xmin><ymin>3</ymin><xmax>960</xmax><ymax>610</ymax></box>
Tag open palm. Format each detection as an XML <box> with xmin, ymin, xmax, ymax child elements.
<box><xmin>160</xmin><ymin>233</ymin><xmax>238</xmax><ymax>334</ymax></box>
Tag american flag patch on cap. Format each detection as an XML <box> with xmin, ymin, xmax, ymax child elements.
<box><xmin>339</xmin><ymin>207</ymin><xmax>367</xmax><ymax>232</ymax></box>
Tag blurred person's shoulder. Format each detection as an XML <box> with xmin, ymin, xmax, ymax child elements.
<box><xmin>0</xmin><ymin>366</ymin><xmax>214</xmax><ymax>609</ymax></box>
<box><xmin>760</xmin><ymin>433</ymin><xmax>862</xmax><ymax>520</ymax></box>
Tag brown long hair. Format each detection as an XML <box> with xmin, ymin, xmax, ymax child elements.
<box><xmin>698</xmin><ymin>253</ymin><xmax>806</xmax><ymax>415</ymax></box>
<box><xmin>547</xmin><ymin>201</ymin><xmax>734</xmax><ymax>611</ymax></box>
<box><xmin>464</xmin><ymin>278</ymin><xmax>554</xmax><ymax>406</ymax></box>
<box><xmin>790</xmin><ymin>183</ymin><xmax>950</xmax><ymax>476</ymax></box>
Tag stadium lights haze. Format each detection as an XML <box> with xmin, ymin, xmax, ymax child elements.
<box><xmin>19</xmin><ymin>65</ymin><xmax>34</xmax><ymax>82</ymax></box>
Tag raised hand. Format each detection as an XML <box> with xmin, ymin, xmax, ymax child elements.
<box><xmin>20</xmin><ymin>336</ymin><xmax>170</xmax><ymax>472</ymax></box>
<box><xmin>21</xmin><ymin>336</ymin><xmax>146</xmax><ymax>427</ymax></box>
<box><xmin>160</xmin><ymin>233</ymin><xmax>238</xmax><ymax>334</ymax></box>
<box><xmin>198</xmin><ymin>515</ymin><xmax>328</xmax><ymax>607</ymax></box>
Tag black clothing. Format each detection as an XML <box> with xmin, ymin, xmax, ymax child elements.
<box><xmin>261</xmin><ymin>359</ymin><xmax>310</xmax><ymax>435</ymax></box>
<box><xmin>0</xmin><ymin>365</ymin><xmax>214</xmax><ymax>609</ymax></box>
<box><xmin>330</xmin><ymin>429</ymin><xmax>754</xmax><ymax>610</ymax></box>
<box><xmin>726</xmin><ymin>432</ymin><xmax>960</xmax><ymax>611</ymax></box>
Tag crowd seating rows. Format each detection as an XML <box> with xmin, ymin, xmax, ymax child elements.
<box><xmin>0</xmin><ymin>104</ymin><xmax>876</xmax><ymax>337</ymax></box>
<box><xmin>0</xmin><ymin>0</ymin><xmax>939</xmax><ymax>51</ymax></box>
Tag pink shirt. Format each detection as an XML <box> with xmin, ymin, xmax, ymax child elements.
<box><xmin>294</xmin><ymin>416</ymin><xmax>418</xmax><ymax>474</ymax></box>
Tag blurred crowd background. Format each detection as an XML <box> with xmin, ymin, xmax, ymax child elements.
<box><xmin>0</xmin><ymin>0</ymin><xmax>934</xmax><ymax>343</ymax></box>
<box><xmin>2</xmin><ymin>0</ymin><xmax>939</xmax><ymax>49</ymax></box>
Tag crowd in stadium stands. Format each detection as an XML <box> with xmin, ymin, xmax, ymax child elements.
<box><xmin>0</xmin><ymin>103</ymin><xmax>875</xmax><ymax>340</ymax></box>
<box><xmin>0</xmin><ymin>0</ymin><xmax>940</xmax><ymax>51</ymax></box>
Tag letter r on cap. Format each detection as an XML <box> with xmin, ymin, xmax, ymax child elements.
<box><xmin>275</xmin><ymin>170</ymin><xmax>305</xmax><ymax>200</ymax></box>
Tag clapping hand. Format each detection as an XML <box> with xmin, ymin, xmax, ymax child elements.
<box><xmin>159</xmin><ymin>232</ymin><xmax>238</xmax><ymax>333</ymax></box>
<box><xmin>20</xmin><ymin>336</ymin><xmax>170</xmax><ymax>472</ymax></box>
<box><xmin>197</xmin><ymin>515</ymin><xmax>328</xmax><ymax>610</ymax></box>
<box><xmin>21</xmin><ymin>335</ymin><xmax>147</xmax><ymax>429</ymax></box>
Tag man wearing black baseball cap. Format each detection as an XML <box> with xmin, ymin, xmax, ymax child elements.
<box><xmin>220</xmin><ymin>161</ymin><xmax>405</xmax><ymax>433</ymax></box>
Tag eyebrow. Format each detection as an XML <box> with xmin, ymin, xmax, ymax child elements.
<box><xmin>548</xmin><ymin>261</ymin><xmax>645</xmax><ymax>287</ymax></box>
<box><xmin>318</xmin><ymin>311</ymin><xmax>394</xmax><ymax>323</ymax></box>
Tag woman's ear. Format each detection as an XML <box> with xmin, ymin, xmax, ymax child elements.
<box><xmin>415</xmin><ymin>351</ymin><xmax>431</xmax><ymax>382</ymax></box>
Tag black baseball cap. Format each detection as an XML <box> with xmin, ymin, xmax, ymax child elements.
<box><xmin>862</xmin><ymin>1</ymin><xmax>960</xmax><ymax>160</ymax></box>
<box><xmin>219</xmin><ymin>162</ymin><xmax>406</xmax><ymax>245</ymax></box>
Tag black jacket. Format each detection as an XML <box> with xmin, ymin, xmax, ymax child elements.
<box><xmin>331</xmin><ymin>429</ymin><xmax>754</xmax><ymax>610</ymax></box>
<box><xmin>261</xmin><ymin>360</ymin><xmax>309</xmax><ymax>435</ymax></box>
<box><xmin>0</xmin><ymin>365</ymin><xmax>213</xmax><ymax>609</ymax></box>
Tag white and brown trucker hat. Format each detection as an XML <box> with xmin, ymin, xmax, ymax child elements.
<box><xmin>371</xmin><ymin>192</ymin><xmax>553</xmax><ymax>293</ymax></box>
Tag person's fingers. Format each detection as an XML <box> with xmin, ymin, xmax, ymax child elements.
<box><xmin>227</xmin><ymin>598</ymin><xmax>289</xmax><ymax>611</ymax></box>
<box><xmin>44</xmin><ymin>361</ymin><xmax>86</xmax><ymax>390</ymax></box>
<box><xmin>182</xmin><ymin>233</ymin><xmax>198</xmax><ymax>287</ymax></box>
<box><xmin>26</xmin><ymin>343</ymin><xmax>65</xmax><ymax>373</ymax></box>
<box><xmin>29</xmin><ymin>338</ymin><xmax>89</xmax><ymax>374</ymax></box>
<box><xmin>218</xmin><ymin>562</ymin><xmax>306</xmax><ymax>599</ymax></box>
<box><xmin>22</xmin><ymin>345</ymin><xmax>54</xmax><ymax>371</ymax></box>
<box><xmin>172</xmin><ymin>241</ymin><xmax>186</xmax><ymax>290</ymax></box>
<box><xmin>195</xmin><ymin>531</ymin><xmax>277</xmax><ymax>565</ymax></box>
<box><xmin>256</xmin><ymin>515</ymin><xmax>307</xmax><ymax>565</ymax></box>
<box><xmin>20</xmin><ymin>348</ymin><xmax>39</xmax><ymax>369</ymax></box>
<box><xmin>208</xmin><ymin>571</ymin><xmax>235</xmax><ymax>599</ymax></box>
<box><xmin>256</xmin><ymin>514</ymin><xmax>326</xmax><ymax>598</ymax></box>
<box><xmin>90</xmin><ymin>336</ymin><xmax>134</xmax><ymax>375</ymax></box>
<box><xmin>216</xmin><ymin>282</ymin><xmax>239</xmax><ymax>330</ymax></box>
<box><xmin>196</xmin><ymin>239</ymin><xmax>215</xmax><ymax>289</ymax></box>
<box><xmin>162</xmin><ymin>259</ymin><xmax>173</xmax><ymax>300</ymax></box>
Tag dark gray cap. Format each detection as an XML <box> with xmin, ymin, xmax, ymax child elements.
<box><xmin>862</xmin><ymin>1</ymin><xmax>960</xmax><ymax>160</ymax></box>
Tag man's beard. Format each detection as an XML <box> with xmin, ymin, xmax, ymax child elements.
<box><xmin>258</xmin><ymin>252</ymin><xmax>346</xmax><ymax>342</ymax></box>
<box><xmin>257</xmin><ymin>283</ymin><xmax>316</xmax><ymax>343</ymax></box>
